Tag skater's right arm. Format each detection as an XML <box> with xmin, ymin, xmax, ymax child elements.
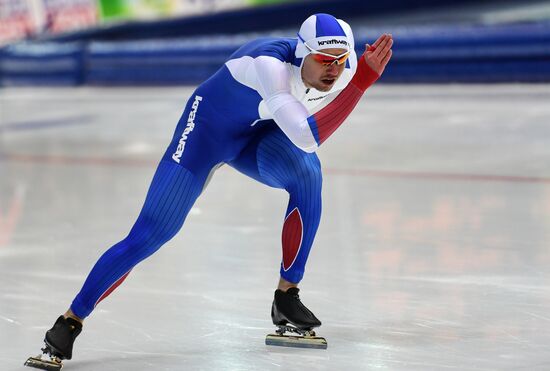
<box><xmin>253</xmin><ymin>56</ymin><xmax>319</xmax><ymax>153</ymax></box>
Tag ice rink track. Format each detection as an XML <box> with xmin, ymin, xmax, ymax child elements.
<box><xmin>1</xmin><ymin>84</ymin><xmax>550</xmax><ymax>370</ymax></box>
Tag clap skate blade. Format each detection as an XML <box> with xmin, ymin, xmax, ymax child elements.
<box><xmin>266</xmin><ymin>324</ymin><xmax>327</xmax><ymax>349</ymax></box>
<box><xmin>24</xmin><ymin>346</ymin><xmax>63</xmax><ymax>370</ymax></box>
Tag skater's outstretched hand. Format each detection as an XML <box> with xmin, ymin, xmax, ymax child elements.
<box><xmin>363</xmin><ymin>33</ymin><xmax>393</xmax><ymax>76</ymax></box>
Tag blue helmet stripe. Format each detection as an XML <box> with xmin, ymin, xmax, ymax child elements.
<box><xmin>314</xmin><ymin>13</ymin><xmax>346</xmax><ymax>38</ymax></box>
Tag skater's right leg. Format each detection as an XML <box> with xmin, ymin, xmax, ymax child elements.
<box><xmin>28</xmin><ymin>159</ymin><xmax>212</xmax><ymax>367</ymax></box>
<box><xmin>27</xmin><ymin>161</ymin><xmax>206</xmax><ymax>367</ymax></box>
<box><xmin>31</xmin><ymin>91</ymin><xmax>231</xmax><ymax>368</ymax></box>
<box><xmin>69</xmin><ymin>160</ymin><xmax>206</xmax><ymax>320</ymax></box>
<box><xmin>69</xmin><ymin>91</ymin><xmax>224</xmax><ymax>321</ymax></box>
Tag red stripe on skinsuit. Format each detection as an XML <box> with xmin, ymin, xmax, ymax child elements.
<box><xmin>282</xmin><ymin>208</ymin><xmax>303</xmax><ymax>271</ymax></box>
<box><xmin>94</xmin><ymin>270</ymin><xmax>132</xmax><ymax>307</ymax></box>
<box><xmin>311</xmin><ymin>54</ymin><xmax>380</xmax><ymax>145</ymax></box>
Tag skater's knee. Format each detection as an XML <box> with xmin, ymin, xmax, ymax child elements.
<box><xmin>129</xmin><ymin>213</ymin><xmax>179</xmax><ymax>247</ymax></box>
<box><xmin>116</xmin><ymin>215</ymin><xmax>179</xmax><ymax>261</ymax></box>
<box><xmin>287</xmin><ymin>158</ymin><xmax>322</xmax><ymax>193</ymax></box>
<box><xmin>302</xmin><ymin>160</ymin><xmax>322</xmax><ymax>185</ymax></box>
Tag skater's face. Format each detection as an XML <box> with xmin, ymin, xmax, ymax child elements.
<box><xmin>301</xmin><ymin>48</ymin><xmax>348</xmax><ymax>92</ymax></box>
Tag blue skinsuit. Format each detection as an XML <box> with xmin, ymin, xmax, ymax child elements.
<box><xmin>71</xmin><ymin>37</ymin><xmax>355</xmax><ymax>319</ymax></box>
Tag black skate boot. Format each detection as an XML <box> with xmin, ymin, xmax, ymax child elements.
<box><xmin>271</xmin><ymin>287</ymin><xmax>321</xmax><ymax>330</ymax></box>
<box><xmin>266</xmin><ymin>288</ymin><xmax>327</xmax><ymax>349</ymax></box>
<box><xmin>25</xmin><ymin>315</ymin><xmax>82</xmax><ymax>370</ymax></box>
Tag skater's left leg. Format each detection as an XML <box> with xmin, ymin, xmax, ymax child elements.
<box><xmin>229</xmin><ymin>126</ymin><xmax>323</xmax><ymax>331</ymax></box>
<box><xmin>229</xmin><ymin>126</ymin><xmax>323</xmax><ymax>285</ymax></box>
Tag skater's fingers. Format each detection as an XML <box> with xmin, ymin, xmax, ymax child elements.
<box><xmin>373</xmin><ymin>36</ymin><xmax>393</xmax><ymax>59</ymax></box>
<box><xmin>377</xmin><ymin>39</ymin><xmax>393</xmax><ymax>62</ymax></box>
<box><xmin>371</xmin><ymin>34</ymin><xmax>387</xmax><ymax>49</ymax></box>
<box><xmin>380</xmin><ymin>49</ymin><xmax>393</xmax><ymax>67</ymax></box>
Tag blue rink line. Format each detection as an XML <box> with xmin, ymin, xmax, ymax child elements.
<box><xmin>0</xmin><ymin>115</ymin><xmax>94</xmax><ymax>132</ymax></box>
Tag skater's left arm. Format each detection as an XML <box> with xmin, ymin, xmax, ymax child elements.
<box><xmin>255</xmin><ymin>34</ymin><xmax>393</xmax><ymax>152</ymax></box>
<box><xmin>305</xmin><ymin>34</ymin><xmax>393</xmax><ymax>146</ymax></box>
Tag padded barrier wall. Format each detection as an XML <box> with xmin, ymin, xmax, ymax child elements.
<box><xmin>0</xmin><ymin>43</ymin><xmax>86</xmax><ymax>86</ymax></box>
<box><xmin>377</xmin><ymin>22</ymin><xmax>550</xmax><ymax>83</ymax></box>
<box><xmin>1</xmin><ymin>22</ymin><xmax>550</xmax><ymax>86</ymax></box>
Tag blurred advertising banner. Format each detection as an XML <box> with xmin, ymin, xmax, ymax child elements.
<box><xmin>97</xmin><ymin>0</ymin><xmax>290</xmax><ymax>20</ymax></box>
<box><xmin>0</xmin><ymin>0</ymin><xmax>98</xmax><ymax>45</ymax></box>
<box><xmin>43</xmin><ymin>0</ymin><xmax>98</xmax><ymax>33</ymax></box>
<box><xmin>0</xmin><ymin>0</ymin><xmax>290</xmax><ymax>45</ymax></box>
<box><xmin>0</xmin><ymin>1</ymin><xmax>34</xmax><ymax>45</ymax></box>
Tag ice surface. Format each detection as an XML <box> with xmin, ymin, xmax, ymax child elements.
<box><xmin>1</xmin><ymin>84</ymin><xmax>549</xmax><ymax>370</ymax></box>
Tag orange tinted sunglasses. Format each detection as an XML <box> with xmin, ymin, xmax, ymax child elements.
<box><xmin>298</xmin><ymin>33</ymin><xmax>350</xmax><ymax>66</ymax></box>
<box><xmin>309</xmin><ymin>50</ymin><xmax>350</xmax><ymax>66</ymax></box>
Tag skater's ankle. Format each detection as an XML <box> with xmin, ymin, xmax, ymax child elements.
<box><xmin>63</xmin><ymin>309</ymin><xmax>84</xmax><ymax>324</ymax></box>
<box><xmin>277</xmin><ymin>277</ymin><xmax>298</xmax><ymax>292</ymax></box>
